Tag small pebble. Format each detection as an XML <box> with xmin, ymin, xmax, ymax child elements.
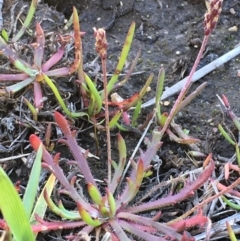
<box><xmin>228</xmin><ymin>26</ymin><xmax>238</xmax><ymax>32</ymax></box>
<box><xmin>163</xmin><ymin>101</ymin><xmax>170</xmax><ymax>106</ymax></box>
<box><xmin>212</xmin><ymin>127</ymin><xmax>218</xmax><ymax>133</ymax></box>
<box><xmin>237</xmin><ymin>70</ymin><xmax>240</xmax><ymax>77</ymax></box>
<box><xmin>230</xmin><ymin>8</ymin><xmax>236</xmax><ymax>15</ymax></box>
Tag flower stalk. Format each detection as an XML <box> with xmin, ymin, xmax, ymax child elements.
<box><xmin>93</xmin><ymin>27</ymin><xmax>112</xmax><ymax>183</ymax></box>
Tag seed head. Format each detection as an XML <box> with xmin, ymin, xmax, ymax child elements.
<box><xmin>93</xmin><ymin>27</ymin><xmax>108</xmax><ymax>60</ymax></box>
<box><xmin>204</xmin><ymin>0</ymin><xmax>223</xmax><ymax>36</ymax></box>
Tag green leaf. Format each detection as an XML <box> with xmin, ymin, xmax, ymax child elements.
<box><xmin>84</xmin><ymin>73</ymin><xmax>102</xmax><ymax>115</ymax></box>
<box><xmin>109</xmin><ymin>110</ymin><xmax>122</xmax><ymax>129</ymax></box>
<box><xmin>23</xmin><ymin>97</ymin><xmax>38</xmax><ymax>121</ymax></box>
<box><xmin>12</xmin><ymin>0</ymin><xmax>38</xmax><ymax>42</ymax></box>
<box><xmin>23</xmin><ymin>144</ymin><xmax>43</xmax><ymax>218</ymax></box>
<box><xmin>104</xmin><ymin>22</ymin><xmax>136</xmax><ymax>97</ymax></box>
<box><xmin>122</xmin><ymin>73</ymin><xmax>153</xmax><ymax>110</ymax></box>
<box><xmin>109</xmin><ymin>134</ymin><xmax>127</xmax><ymax>193</ymax></box>
<box><xmin>235</xmin><ymin>143</ymin><xmax>240</xmax><ymax>167</ymax></box>
<box><xmin>226</xmin><ymin>221</ymin><xmax>237</xmax><ymax>241</ymax></box>
<box><xmin>43</xmin><ymin>189</ymin><xmax>80</xmax><ymax>220</ymax></box>
<box><xmin>1</xmin><ymin>29</ymin><xmax>9</xmax><ymax>42</ymax></box>
<box><xmin>218</xmin><ymin>124</ymin><xmax>235</xmax><ymax>146</ymax></box>
<box><xmin>106</xmin><ymin>189</ymin><xmax>116</xmax><ymax>217</ymax></box>
<box><xmin>43</xmin><ymin>73</ymin><xmax>88</xmax><ymax>119</ymax></box>
<box><xmin>6</xmin><ymin>78</ymin><xmax>34</xmax><ymax>94</ymax></box>
<box><xmin>222</xmin><ymin>195</ymin><xmax>240</xmax><ymax>210</ymax></box>
<box><xmin>131</xmin><ymin>99</ymin><xmax>142</xmax><ymax>126</ymax></box>
<box><xmin>30</xmin><ymin>174</ymin><xmax>55</xmax><ymax>224</ymax></box>
<box><xmin>88</xmin><ymin>183</ymin><xmax>102</xmax><ymax>205</ymax></box>
<box><xmin>156</xmin><ymin>68</ymin><xmax>165</xmax><ymax>123</ymax></box>
<box><xmin>77</xmin><ymin>203</ymin><xmax>102</xmax><ymax>227</ymax></box>
<box><xmin>0</xmin><ymin>167</ymin><xmax>35</xmax><ymax>241</ymax></box>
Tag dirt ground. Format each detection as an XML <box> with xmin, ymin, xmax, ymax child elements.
<box><xmin>1</xmin><ymin>0</ymin><xmax>240</xmax><ymax>240</ymax></box>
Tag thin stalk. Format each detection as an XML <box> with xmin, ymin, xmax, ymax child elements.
<box><xmin>102</xmin><ymin>58</ymin><xmax>111</xmax><ymax>184</ymax></box>
<box><xmin>159</xmin><ymin>35</ymin><xmax>210</xmax><ymax>139</ymax></box>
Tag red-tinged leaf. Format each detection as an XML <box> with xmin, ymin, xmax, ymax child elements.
<box><xmin>53</xmin><ymin>153</ymin><xmax>60</xmax><ymax>164</ymax></box>
<box><xmin>167</xmin><ymin>129</ymin><xmax>200</xmax><ymax>144</ymax></box>
<box><xmin>0</xmin><ymin>73</ymin><xmax>28</xmax><ymax>81</ymax></box>
<box><xmin>34</xmin><ymin>23</ymin><xmax>45</xmax><ymax>69</ymax></box>
<box><xmin>34</xmin><ymin>81</ymin><xmax>43</xmax><ymax>108</ymax></box>
<box><xmin>170</xmin><ymin>210</ymin><xmax>208</xmax><ymax>232</ymax></box>
<box><xmin>107</xmin><ymin>93</ymin><xmax>139</xmax><ymax>107</ymax></box>
<box><xmin>42</xmin><ymin>48</ymin><xmax>64</xmax><ymax>72</ymax></box>
<box><xmin>221</xmin><ymin>94</ymin><xmax>229</xmax><ymax>108</ymax></box>
<box><xmin>69</xmin><ymin>7</ymin><xmax>81</xmax><ymax>74</ymax></box>
<box><xmin>54</xmin><ymin>111</ymin><xmax>71</xmax><ymax>136</ymax></box>
<box><xmin>203</xmin><ymin>153</ymin><xmax>212</xmax><ymax>168</ymax></box>
<box><xmin>120</xmin><ymin>159</ymin><xmax>144</xmax><ymax>205</ymax></box>
<box><xmin>72</xmin><ymin>130</ymin><xmax>77</xmax><ymax>137</ymax></box>
<box><xmin>229</xmin><ymin>163</ymin><xmax>240</xmax><ymax>171</ymax></box>
<box><xmin>123</xmin><ymin>74</ymin><xmax>153</xmax><ymax>111</ymax></box>
<box><xmin>117</xmin><ymin>212</ymin><xmax>182</xmax><ymax>240</ymax></box>
<box><xmin>119</xmin><ymin>219</ymin><xmax>165</xmax><ymax>241</ymax></box>
<box><xmin>54</xmin><ymin>111</ymin><xmax>97</xmax><ymax>186</ymax></box>
<box><xmin>128</xmin><ymin>158</ymin><xmax>215</xmax><ymax>213</ymax></box>
<box><xmin>109</xmin><ymin>219</ymin><xmax>131</xmax><ymax>241</ymax></box>
<box><xmin>33</xmin><ymin>214</ymin><xmax>86</xmax><ymax>233</ymax></box>
<box><xmin>44</xmin><ymin>67</ymin><xmax>70</xmax><ymax>77</ymax></box>
<box><xmin>225</xmin><ymin>163</ymin><xmax>230</xmax><ymax>180</ymax></box>
<box><xmin>217</xmin><ymin>182</ymin><xmax>240</xmax><ymax>198</ymax></box>
<box><xmin>45</xmin><ymin>123</ymin><xmax>52</xmax><ymax>147</ymax></box>
<box><xmin>29</xmin><ymin>134</ymin><xmax>43</xmax><ymax>151</ymax></box>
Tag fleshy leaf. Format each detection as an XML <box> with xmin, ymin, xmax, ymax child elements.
<box><xmin>30</xmin><ymin>174</ymin><xmax>56</xmax><ymax>226</ymax></box>
<box><xmin>34</xmin><ymin>23</ymin><xmax>45</xmax><ymax>69</ymax></box>
<box><xmin>23</xmin><ymin>144</ymin><xmax>43</xmax><ymax>218</ymax></box>
<box><xmin>43</xmin><ymin>189</ymin><xmax>80</xmax><ymax>220</ymax></box>
<box><xmin>109</xmin><ymin>134</ymin><xmax>126</xmax><ymax>193</ymax></box>
<box><xmin>105</xmin><ymin>21</ymin><xmax>136</xmax><ymax>96</ymax></box>
<box><xmin>0</xmin><ymin>167</ymin><xmax>35</xmax><ymax>241</ymax></box>
<box><xmin>106</xmin><ymin>189</ymin><xmax>116</xmax><ymax>217</ymax></box>
<box><xmin>226</xmin><ymin>221</ymin><xmax>238</xmax><ymax>241</ymax></box>
<box><xmin>6</xmin><ymin>78</ymin><xmax>34</xmax><ymax>94</ymax></box>
<box><xmin>77</xmin><ymin>203</ymin><xmax>101</xmax><ymax>227</ymax></box>
<box><xmin>84</xmin><ymin>72</ymin><xmax>102</xmax><ymax>115</ymax></box>
<box><xmin>88</xmin><ymin>183</ymin><xmax>102</xmax><ymax>205</ymax></box>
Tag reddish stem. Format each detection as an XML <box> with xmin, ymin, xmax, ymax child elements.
<box><xmin>159</xmin><ymin>35</ymin><xmax>210</xmax><ymax>139</ymax></box>
<box><xmin>102</xmin><ymin>58</ymin><xmax>112</xmax><ymax>184</ymax></box>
